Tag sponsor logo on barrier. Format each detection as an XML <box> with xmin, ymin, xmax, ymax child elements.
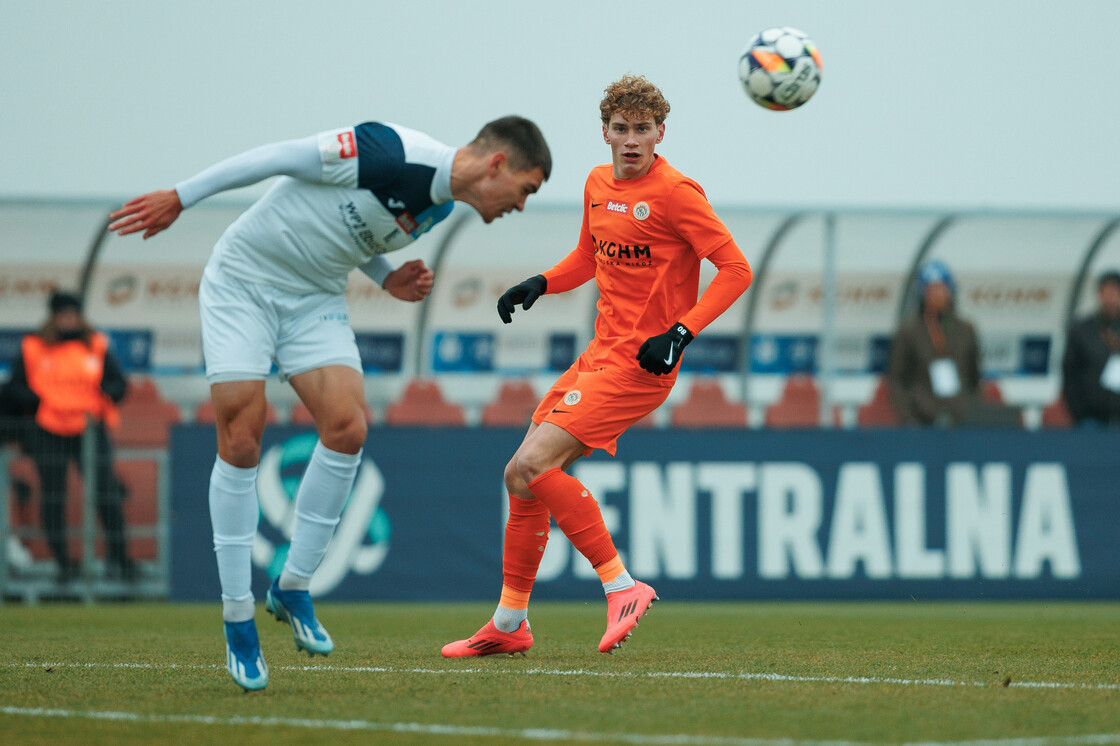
<box><xmin>253</xmin><ymin>433</ymin><xmax>391</xmax><ymax>596</ymax></box>
<box><xmin>534</xmin><ymin>460</ymin><xmax>1081</xmax><ymax>583</ymax></box>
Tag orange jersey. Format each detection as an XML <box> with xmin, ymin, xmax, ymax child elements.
<box><xmin>543</xmin><ymin>156</ymin><xmax>747</xmax><ymax>383</ymax></box>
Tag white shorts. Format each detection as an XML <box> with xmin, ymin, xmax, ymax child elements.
<box><xmin>199</xmin><ymin>263</ymin><xmax>362</xmax><ymax>384</ymax></box>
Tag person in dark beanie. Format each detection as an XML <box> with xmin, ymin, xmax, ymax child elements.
<box><xmin>1062</xmin><ymin>270</ymin><xmax>1120</xmax><ymax>427</ymax></box>
<box><xmin>4</xmin><ymin>290</ymin><xmax>136</xmax><ymax>583</ymax></box>
<box><xmin>888</xmin><ymin>260</ymin><xmax>982</xmax><ymax>426</ymax></box>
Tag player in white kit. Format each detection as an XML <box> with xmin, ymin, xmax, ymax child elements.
<box><xmin>110</xmin><ymin>117</ymin><xmax>551</xmax><ymax>691</ymax></box>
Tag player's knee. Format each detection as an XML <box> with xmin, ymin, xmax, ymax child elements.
<box><xmin>221</xmin><ymin>430</ymin><xmax>262</xmax><ymax>467</ymax></box>
<box><xmin>504</xmin><ymin>458</ymin><xmax>528</xmax><ymax>494</ymax></box>
<box><xmin>318</xmin><ymin>414</ymin><xmax>367</xmax><ymax>454</ymax></box>
<box><xmin>515</xmin><ymin>451</ymin><xmax>549</xmax><ymax>485</ymax></box>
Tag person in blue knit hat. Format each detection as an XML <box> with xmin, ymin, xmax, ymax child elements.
<box><xmin>887</xmin><ymin>260</ymin><xmax>982</xmax><ymax>426</ymax></box>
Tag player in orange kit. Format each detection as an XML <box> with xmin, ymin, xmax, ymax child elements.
<box><xmin>442</xmin><ymin>75</ymin><xmax>753</xmax><ymax>657</ymax></box>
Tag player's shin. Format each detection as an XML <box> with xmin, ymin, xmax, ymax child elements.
<box><xmin>209</xmin><ymin>457</ymin><xmax>260</xmax><ymax>622</ymax></box>
<box><xmin>527</xmin><ymin>467</ymin><xmax>621</xmax><ymax>574</ymax></box>
<box><xmin>280</xmin><ymin>442</ymin><xmax>361</xmax><ymax>589</ymax></box>
<box><xmin>495</xmin><ymin>494</ymin><xmax>550</xmax><ymax>632</ymax></box>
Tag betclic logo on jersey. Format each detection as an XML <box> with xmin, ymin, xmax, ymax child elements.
<box><xmin>337</xmin><ymin>131</ymin><xmax>357</xmax><ymax>159</ymax></box>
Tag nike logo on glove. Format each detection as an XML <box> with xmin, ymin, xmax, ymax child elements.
<box><xmin>663</xmin><ymin>343</ymin><xmax>678</xmax><ymax>367</ymax></box>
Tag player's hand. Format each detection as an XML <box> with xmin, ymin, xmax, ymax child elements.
<box><xmin>384</xmin><ymin>259</ymin><xmax>434</xmax><ymax>302</ymax></box>
<box><xmin>497</xmin><ymin>275</ymin><xmax>547</xmax><ymax>324</ymax></box>
<box><xmin>108</xmin><ymin>189</ymin><xmax>183</xmax><ymax>239</ymax></box>
<box><xmin>636</xmin><ymin>322</ymin><xmax>694</xmax><ymax>375</ymax></box>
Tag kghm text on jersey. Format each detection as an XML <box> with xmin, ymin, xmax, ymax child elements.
<box><xmin>593</xmin><ymin>234</ymin><xmax>653</xmax><ymax>266</ymax></box>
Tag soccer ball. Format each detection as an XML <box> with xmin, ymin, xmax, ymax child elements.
<box><xmin>739</xmin><ymin>27</ymin><xmax>822</xmax><ymax>111</ymax></box>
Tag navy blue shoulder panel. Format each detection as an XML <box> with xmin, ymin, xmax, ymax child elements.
<box><xmin>354</xmin><ymin>122</ymin><xmax>438</xmax><ymax>217</ymax></box>
<box><xmin>354</xmin><ymin>122</ymin><xmax>404</xmax><ymax>191</ymax></box>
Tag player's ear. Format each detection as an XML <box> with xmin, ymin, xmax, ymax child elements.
<box><xmin>602</xmin><ymin>124</ymin><xmax>610</xmax><ymax>144</ymax></box>
<box><xmin>487</xmin><ymin>151</ymin><xmax>507</xmax><ymax>177</ymax></box>
<box><xmin>656</xmin><ymin>123</ymin><xmax>665</xmax><ymax>144</ymax></box>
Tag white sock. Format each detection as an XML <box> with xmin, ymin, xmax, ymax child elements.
<box><xmin>279</xmin><ymin>442</ymin><xmax>360</xmax><ymax>590</ymax></box>
<box><xmin>209</xmin><ymin>457</ymin><xmax>259</xmax><ymax>623</ymax></box>
<box><xmin>492</xmin><ymin>605</ymin><xmax>529</xmax><ymax>633</ymax></box>
<box><xmin>603</xmin><ymin>569</ymin><xmax>635</xmax><ymax>595</ymax></box>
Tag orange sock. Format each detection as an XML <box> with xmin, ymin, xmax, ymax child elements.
<box><xmin>499</xmin><ymin>585</ymin><xmax>531</xmax><ymax>610</ymax></box>
<box><xmin>501</xmin><ymin>494</ymin><xmax>551</xmax><ymax>597</ymax></box>
<box><xmin>594</xmin><ymin>554</ymin><xmax>626</xmax><ymax>585</ymax></box>
<box><xmin>527</xmin><ymin>467</ymin><xmax>619</xmax><ymax>570</ymax></box>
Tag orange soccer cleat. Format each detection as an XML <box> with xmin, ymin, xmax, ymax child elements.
<box><xmin>441</xmin><ymin>619</ymin><xmax>533</xmax><ymax>658</ymax></box>
<box><xmin>599</xmin><ymin>580</ymin><xmax>658</xmax><ymax>653</ymax></box>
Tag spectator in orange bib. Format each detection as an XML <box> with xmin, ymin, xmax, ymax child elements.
<box><xmin>5</xmin><ymin>290</ymin><xmax>136</xmax><ymax>583</ymax></box>
<box><xmin>443</xmin><ymin>75</ymin><xmax>753</xmax><ymax>658</ymax></box>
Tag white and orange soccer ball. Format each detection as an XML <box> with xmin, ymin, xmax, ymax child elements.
<box><xmin>739</xmin><ymin>27</ymin><xmax>822</xmax><ymax>111</ymax></box>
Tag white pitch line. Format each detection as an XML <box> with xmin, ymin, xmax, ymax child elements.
<box><xmin>2</xmin><ymin>706</ymin><xmax>1119</xmax><ymax>746</ymax></box>
<box><xmin>7</xmin><ymin>661</ymin><xmax>1119</xmax><ymax>692</ymax></box>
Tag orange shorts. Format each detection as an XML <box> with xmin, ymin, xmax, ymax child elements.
<box><xmin>532</xmin><ymin>357</ymin><xmax>672</xmax><ymax>456</ymax></box>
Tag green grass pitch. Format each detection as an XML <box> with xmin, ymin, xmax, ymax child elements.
<box><xmin>1</xmin><ymin>600</ymin><xmax>1117</xmax><ymax>745</ymax></box>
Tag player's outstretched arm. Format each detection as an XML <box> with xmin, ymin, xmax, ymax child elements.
<box><xmin>383</xmin><ymin>259</ymin><xmax>435</xmax><ymax>302</ymax></box>
<box><xmin>108</xmin><ymin>189</ymin><xmax>183</xmax><ymax>239</ymax></box>
<box><xmin>110</xmin><ymin>137</ymin><xmax>323</xmax><ymax>241</ymax></box>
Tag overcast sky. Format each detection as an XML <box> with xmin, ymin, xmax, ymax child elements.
<box><xmin>2</xmin><ymin>0</ymin><xmax>1119</xmax><ymax>212</ymax></box>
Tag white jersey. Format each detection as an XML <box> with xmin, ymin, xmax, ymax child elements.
<box><xmin>200</xmin><ymin>123</ymin><xmax>455</xmax><ymax>294</ymax></box>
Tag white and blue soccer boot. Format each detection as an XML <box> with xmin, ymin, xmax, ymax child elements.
<box><xmin>223</xmin><ymin>618</ymin><xmax>269</xmax><ymax>691</ymax></box>
<box><xmin>265</xmin><ymin>579</ymin><xmax>334</xmax><ymax>657</ymax></box>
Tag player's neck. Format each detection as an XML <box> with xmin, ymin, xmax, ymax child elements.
<box><xmin>448</xmin><ymin>147</ymin><xmax>483</xmax><ymax>203</ymax></box>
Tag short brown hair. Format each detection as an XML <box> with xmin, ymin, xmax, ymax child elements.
<box><xmin>599</xmin><ymin>75</ymin><xmax>670</xmax><ymax>126</ymax></box>
<box><xmin>470</xmin><ymin>116</ymin><xmax>552</xmax><ymax>180</ymax></box>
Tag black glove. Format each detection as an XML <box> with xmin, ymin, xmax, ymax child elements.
<box><xmin>636</xmin><ymin>322</ymin><xmax>694</xmax><ymax>375</ymax></box>
<box><xmin>497</xmin><ymin>275</ymin><xmax>547</xmax><ymax>324</ymax></box>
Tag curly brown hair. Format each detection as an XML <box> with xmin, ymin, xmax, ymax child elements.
<box><xmin>599</xmin><ymin>75</ymin><xmax>670</xmax><ymax>126</ymax></box>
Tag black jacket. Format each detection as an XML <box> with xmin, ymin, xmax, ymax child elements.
<box><xmin>888</xmin><ymin>309</ymin><xmax>981</xmax><ymax>426</ymax></box>
<box><xmin>1061</xmin><ymin>312</ymin><xmax>1120</xmax><ymax>426</ymax></box>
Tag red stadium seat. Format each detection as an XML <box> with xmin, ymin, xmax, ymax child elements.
<box><xmin>981</xmin><ymin>380</ymin><xmax>1005</xmax><ymax>403</ymax></box>
<box><xmin>115</xmin><ymin>459</ymin><xmax>160</xmax><ymax>560</ymax></box>
<box><xmin>480</xmin><ymin>380</ymin><xmax>539</xmax><ymax>427</ymax></box>
<box><xmin>857</xmin><ymin>377</ymin><xmax>898</xmax><ymax>427</ymax></box>
<box><xmin>112</xmin><ymin>377</ymin><xmax>183</xmax><ymax>447</ymax></box>
<box><xmin>670</xmin><ymin>379</ymin><xmax>747</xmax><ymax>428</ymax></box>
<box><xmin>1041</xmin><ymin>395</ymin><xmax>1073</xmax><ymax>428</ymax></box>
<box><xmin>765</xmin><ymin>375</ymin><xmax>827</xmax><ymax>428</ymax></box>
<box><xmin>384</xmin><ymin>380</ymin><xmax>466</xmax><ymax>426</ymax></box>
